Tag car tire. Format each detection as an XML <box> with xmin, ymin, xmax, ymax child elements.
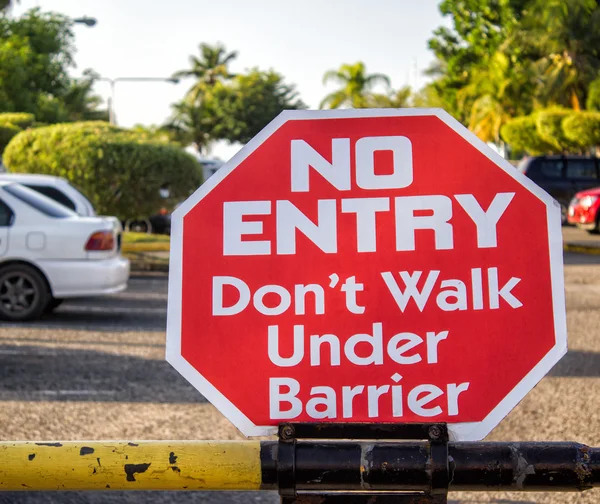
<box><xmin>0</xmin><ymin>264</ymin><xmax>50</xmax><ymax>321</ymax></box>
<box><xmin>125</xmin><ymin>219</ymin><xmax>153</xmax><ymax>234</ymax></box>
<box><xmin>45</xmin><ymin>298</ymin><xmax>64</xmax><ymax>313</ymax></box>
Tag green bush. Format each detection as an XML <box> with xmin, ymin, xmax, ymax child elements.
<box><xmin>562</xmin><ymin>111</ymin><xmax>600</xmax><ymax>150</ymax></box>
<box><xmin>535</xmin><ymin>108</ymin><xmax>581</xmax><ymax>152</ymax></box>
<box><xmin>587</xmin><ymin>78</ymin><xmax>600</xmax><ymax>111</ymax></box>
<box><xmin>0</xmin><ymin>113</ymin><xmax>35</xmax><ymax>129</ymax></box>
<box><xmin>3</xmin><ymin>121</ymin><xmax>203</xmax><ymax>219</ymax></box>
<box><xmin>500</xmin><ymin>114</ymin><xmax>555</xmax><ymax>155</ymax></box>
<box><xmin>0</xmin><ymin>123</ymin><xmax>21</xmax><ymax>156</ymax></box>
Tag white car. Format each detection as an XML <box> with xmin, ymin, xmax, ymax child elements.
<box><xmin>0</xmin><ymin>181</ymin><xmax>129</xmax><ymax>321</ymax></box>
<box><xmin>0</xmin><ymin>173</ymin><xmax>96</xmax><ymax>216</ymax></box>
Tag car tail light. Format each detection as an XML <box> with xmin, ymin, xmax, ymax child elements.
<box><xmin>85</xmin><ymin>230</ymin><xmax>115</xmax><ymax>251</ymax></box>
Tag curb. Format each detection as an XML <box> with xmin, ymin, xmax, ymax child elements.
<box><xmin>563</xmin><ymin>243</ymin><xmax>600</xmax><ymax>255</ymax></box>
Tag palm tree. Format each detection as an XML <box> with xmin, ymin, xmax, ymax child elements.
<box><xmin>370</xmin><ymin>86</ymin><xmax>412</xmax><ymax>108</ymax></box>
<box><xmin>164</xmin><ymin>101</ymin><xmax>217</xmax><ymax>154</ymax></box>
<box><xmin>320</xmin><ymin>62</ymin><xmax>390</xmax><ymax>109</ymax></box>
<box><xmin>62</xmin><ymin>70</ymin><xmax>107</xmax><ymax>122</ymax></box>
<box><xmin>173</xmin><ymin>43</ymin><xmax>237</xmax><ymax>103</ymax></box>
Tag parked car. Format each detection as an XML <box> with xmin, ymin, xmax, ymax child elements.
<box><xmin>517</xmin><ymin>155</ymin><xmax>600</xmax><ymax>224</ymax></box>
<box><xmin>0</xmin><ymin>182</ymin><xmax>129</xmax><ymax>321</ymax></box>
<box><xmin>568</xmin><ymin>187</ymin><xmax>600</xmax><ymax>234</ymax></box>
<box><xmin>0</xmin><ymin>173</ymin><xmax>96</xmax><ymax>216</ymax></box>
<box><xmin>0</xmin><ymin>172</ymin><xmax>172</xmax><ymax>235</ymax></box>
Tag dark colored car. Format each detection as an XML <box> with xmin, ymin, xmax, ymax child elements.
<box><xmin>517</xmin><ymin>155</ymin><xmax>600</xmax><ymax>223</ymax></box>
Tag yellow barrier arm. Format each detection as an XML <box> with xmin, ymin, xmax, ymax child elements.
<box><xmin>0</xmin><ymin>441</ymin><xmax>262</xmax><ymax>491</ymax></box>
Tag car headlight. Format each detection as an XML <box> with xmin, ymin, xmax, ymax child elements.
<box><xmin>581</xmin><ymin>195</ymin><xmax>599</xmax><ymax>208</ymax></box>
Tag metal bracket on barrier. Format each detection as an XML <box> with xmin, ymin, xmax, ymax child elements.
<box><xmin>277</xmin><ymin>423</ymin><xmax>449</xmax><ymax>504</ymax></box>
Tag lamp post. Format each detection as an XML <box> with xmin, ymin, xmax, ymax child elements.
<box><xmin>72</xmin><ymin>16</ymin><xmax>97</xmax><ymax>27</ymax></box>
<box><xmin>97</xmin><ymin>77</ymin><xmax>180</xmax><ymax>125</ymax></box>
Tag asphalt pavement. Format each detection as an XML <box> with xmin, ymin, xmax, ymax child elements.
<box><xmin>0</xmin><ymin>245</ymin><xmax>599</xmax><ymax>503</ymax></box>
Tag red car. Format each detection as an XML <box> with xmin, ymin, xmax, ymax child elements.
<box><xmin>568</xmin><ymin>187</ymin><xmax>600</xmax><ymax>234</ymax></box>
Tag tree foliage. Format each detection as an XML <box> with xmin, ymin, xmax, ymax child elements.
<box><xmin>3</xmin><ymin>122</ymin><xmax>203</xmax><ymax>219</ymax></box>
<box><xmin>428</xmin><ymin>0</ymin><xmax>527</xmax><ymax>122</ymax></box>
<box><xmin>169</xmin><ymin>43</ymin><xmax>305</xmax><ymax>152</ymax></box>
<box><xmin>429</xmin><ymin>0</ymin><xmax>600</xmax><ymax>148</ymax></box>
<box><xmin>520</xmin><ymin>0</ymin><xmax>600</xmax><ymax>110</ymax></box>
<box><xmin>0</xmin><ymin>8</ymin><xmax>106</xmax><ymax>124</ymax></box>
<box><xmin>204</xmin><ymin>69</ymin><xmax>305</xmax><ymax>144</ymax></box>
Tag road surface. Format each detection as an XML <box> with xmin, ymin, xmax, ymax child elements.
<box><xmin>0</xmin><ymin>254</ymin><xmax>598</xmax><ymax>503</ymax></box>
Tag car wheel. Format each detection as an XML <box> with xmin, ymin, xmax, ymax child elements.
<box><xmin>0</xmin><ymin>264</ymin><xmax>50</xmax><ymax>321</ymax></box>
<box><xmin>126</xmin><ymin>219</ymin><xmax>153</xmax><ymax>234</ymax></box>
<box><xmin>45</xmin><ymin>298</ymin><xmax>64</xmax><ymax>313</ymax></box>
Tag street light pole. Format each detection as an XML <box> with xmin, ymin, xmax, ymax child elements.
<box><xmin>72</xmin><ymin>16</ymin><xmax>97</xmax><ymax>27</ymax></box>
<box><xmin>97</xmin><ymin>77</ymin><xmax>179</xmax><ymax>125</ymax></box>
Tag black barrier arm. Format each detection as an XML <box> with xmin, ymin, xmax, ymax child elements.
<box><xmin>271</xmin><ymin>423</ymin><xmax>599</xmax><ymax>503</ymax></box>
<box><xmin>0</xmin><ymin>434</ymin><xmax>597</xmax><ymax>496</ymax></box>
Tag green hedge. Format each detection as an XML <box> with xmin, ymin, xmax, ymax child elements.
<box><xmin>0</xmin><ymin>113</ymin><xmax>35</xmax><ymax>129</ymax></box>
<box><xmin>3</xmin><ymin>121</ymin><xmax>203</xmax><ymax>219</ymax></box>
<box><xmin>587</xmin><ymin>78</ymin><xmax>600</xmax><ymax>111</ymax></box>
<box><xmin>562</xmin><ymin>111</ymin><xmax>600</xmax><ymax>149</ymax></box>
<box><xmin>0</xmin><ymin>124</ymin><xmax>21</xmax><ymax>156</ymax></box>
<box><xmin>535</xmin><ymin>108</ymin><xmax>580</xmax><ymax>152</ymax></box>
<box><xmin>500</xmin><ymin>115</ymin><xmax>555</xmax><ymax>155</ymax></box>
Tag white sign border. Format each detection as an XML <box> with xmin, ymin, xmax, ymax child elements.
<box><xmin>166</xmin><ymin>108</ymin><xmax>567</xmax><ymax>441</ymax></box>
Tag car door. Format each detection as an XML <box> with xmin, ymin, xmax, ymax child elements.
<box><xmin>0</xmin><ymin>198</ymin><xmax>14</xmax><ymax>257</ymax></box>
<box><xmin>565</xmin><ymin>158</ymin><xmax>599</xmax><ymax>197</ymax></box>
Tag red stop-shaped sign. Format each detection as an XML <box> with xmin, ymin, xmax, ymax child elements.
<box><xmin>166</xmin><ymin>109</ymin><xmax>566</xmax><ymax>440</ymax></box>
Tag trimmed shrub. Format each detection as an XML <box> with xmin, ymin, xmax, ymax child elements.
<box><xmin>3</xmin><ymin>121</ymin><xmax>203</xmax><ymax>219</ymax></box>
<box><xmin>0</xmin><ymin>113</ymin><xmax>35</xmax><ymax>129</ymax></box>
<box><xmin>535</xmin><ymin>108</ymin><xmax>582</xmax><ymax>152</ymax></box>
<box><xmin>0</xmin><ymin>123</ymin><xmax>21</xmax><ymax>156</ymax></box>
<box><xmin>500</xmin><ymin>115</ymin><xmax>555</xmax><ymax>155</ymax></box>
<box><xmin>587</xmin><ymin>78</ymin><xmax>600</xmax><ymax>111</ymax></box>
<box><xmin>562</xmin><ymin>111</ymin><xmax>600</xmax><ymax>150</ymax></box>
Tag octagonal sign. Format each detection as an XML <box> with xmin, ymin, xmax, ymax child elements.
<box><xmin>166</xmin><ymin>109</ymin><xmax>566</xmax><ymax>441</ymax></box>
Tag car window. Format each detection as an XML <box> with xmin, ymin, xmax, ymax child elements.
<box><xmin>540</xmin><ymin>159</ymin><xmax>563</xmax><ymax>178</ymax></box>
<box><xmin>3</xmin><ymin>183</ymin><xmax>77</xmax><ymax>218</ymax></box>
<box><xmin>24</xmin><ymin>185</ymin><xmax>77</xmax><ymax>211</ymax></box>
<box><xmin>0</xmin><ymin>199</ymin><xmax>14</xmax><ymax>226</ymax></box>
<box><xmin>566</xmin><ymin>159</ymin><xmax>598</xmax><ymax>179</ymax></box>
<box><xmin>67</xmin><ymin>182</ymin><xmax>96</xmax><ymax>212</ymax></box>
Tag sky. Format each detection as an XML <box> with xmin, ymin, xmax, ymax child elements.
<box><xmin>14</xmin><ymin>0</ymin><xmax>450</xmax><ymax>159</ymax></box>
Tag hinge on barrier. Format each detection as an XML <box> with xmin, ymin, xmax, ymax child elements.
<box><xmin>277</xmin><ymin>423</ymin><xmax>449</xmax><ymax>504</ymax></box>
